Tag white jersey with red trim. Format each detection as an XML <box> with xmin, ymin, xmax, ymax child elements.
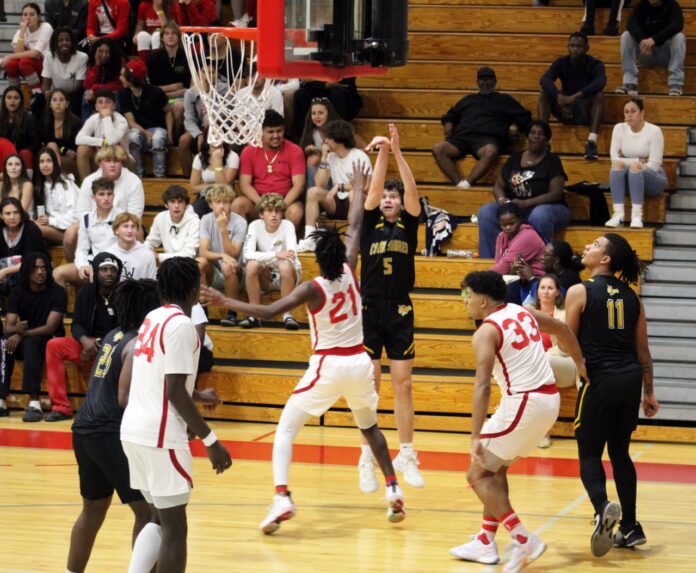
<box><xmin>309</xmin><ymin>263</ymin><xmax>363</xmax><ymax>352</ymax></box>
<box><xmin>482</xmin><ymin>303</ymin><xmax>555</xmax><ymax>396</ymax></box>
<box><xmin>120</xmin><ymin>305</ymin><xmax>201</xmax><ymax>449</ymax></box>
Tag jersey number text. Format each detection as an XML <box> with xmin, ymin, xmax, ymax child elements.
<box><xmin>329</xmin><ymin>284</ymin><xmax>359</xmax><ymax>324</ymax></box>
<box><xmin>607</xmin><ymin>299</ymin><xmax>625</xmax><ymax>330</ymax></box>
<box><xmin>133</xmin><ymin>318</ymin><xmax>160</xmax><ymax>362</ymax></box>
<box><xmin>501</xmin><ymin>311</ymin><xmax>541</xmax><ymax>350</ymax></box>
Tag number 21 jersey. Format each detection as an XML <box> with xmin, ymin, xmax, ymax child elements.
<box><xmin>482</xmin><ymin>303</ymin><xmax>555</xmax><ymax>395</ymax></box>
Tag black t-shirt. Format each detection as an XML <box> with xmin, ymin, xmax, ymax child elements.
<box><xmin>92</xmin><ymin>296</ymin><xmax>117</xmax><ymax>340</ymax></box>
<box><xmin>359</xmin><ymin>207</ymin><xmax>419</xmax><ymax>299</ymax></box>
<box><xmin>119</xmin><ymin>84</ymin><xmax>168</xmax><ymax>129</ymax></box>
<box><xmin>146</xmin><ymin>48</ymin><xmax>191</xmax><ymax>89</ymax></box>
<box><xmin>579</xmin><ymin>275</ymin><xmax>641</xmax><ymax>378</ymax></box>
<box><xmin>8</xmin><ymin>282</ymin><xmax>67</xmax><ymax>337</ymax></box>
<box><xmin>72</xmin><ymin>328</ymin><xmax>138</xmax><ymax>436</ymax></box>
<box><xmin>502</xmin><ymin>151</ymin><xmax>567</xmax><ymax>200</ymax></box>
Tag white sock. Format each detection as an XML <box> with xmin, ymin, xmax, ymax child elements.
<box><xmin>29</xmin><ymin>400</ymin><xmax>42</xmax><ymax>411</ymax></box>
<box><xmin>304</xmin><ymin>225</ymin><xmax>316</xmax><ymax>240</ymax></box>
<box><xmin>0</xmin><ymin>399</ymin><xmax>7</xmax><ymax>409</ymax></box>
<box><xmin>282</xmin><ymin>312</ymin><xmax>292</xmax><ymax>320</ymax></box>
<box><xmin>66</xmin><ymin>570</ymin><xmax>79</xmax><ymax>573</ymax></box>
<box><xmin>360</xmin><ymin>443</ymin><xmax>376</xmax><ymax>460</ymax></box>
<box><xmin>588</xmin><ymin>133</ymin><xmax>598</xmax><ymax>142</ymax></box>
<box><xmin>456</xmin><ymin>179</ymin><xmax>471</xmax><ymax>188</ymax></box>
<box><xmin>400</xmin><ymin>443</ymin><xmax>414</xmax><ymax>455</ymax></box>
<box><xmin>128</xmin><ymin>523</ymin><xmax>162</xmax><ymax>573</ymax></box>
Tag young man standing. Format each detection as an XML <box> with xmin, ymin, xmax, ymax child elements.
<box><xmin>298</xmin><ymin>119</ymin><xmax>372</xmax><ymax>252</ymax></box>
<box><xmin>452</xmin><ymin>270</ymin><xmax>585</xmax><ymax>570</ymax></box>
<box><xmin>110</xmin><ymin>213</ymin><xmax>157</xmax><ymax>280</ymax></box>
<box><xmin>565</xmin><ymin>234</ymin><xmax>659</xmax><ymax>555</ymax></box>
<box><xmin>44</xmin><ymin>252</ymin><xmax>122</xmax><ymax>422</ymax></box>
<box><xmin>358</xmin><ymin>124</ymin><xmax>423</xmax><ymax>491</ymax></box>
<box><xmin>121</xmin><ymin>257</ymin><xmax>232</xmax><ymax>573</ymax></box>
<box><xmin>145</xmin><ymin>184</ymin><xmax>200</xmax><ymax>262</ymax></box>
<box><xmin>201</xmin><ymin>165</ymin><xmax>406</xmax><ymax>534</ymax></box>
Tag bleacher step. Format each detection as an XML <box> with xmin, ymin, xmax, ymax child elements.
<box><xmin>676</xmin><ymin>178</ymin><xmax>696</xmax><ymax>191</ymax></box>
<box><xmin>649</xmin><ymin>337</ymin><xmax>696</xmax><ymax>362</ymax></box>
<box><xmin>641</xmin><ymin>283</ymin><xmax>696</xmax><ymax>298</ymax></box>
<box><xmin>653</xmin><ymin>246</ymin><xmax>696</xmax><ymax>261</ymax></box>
<box><xmin>665</xmin><ymin>210</ymin><xmax>696</xmax><ymax>225</ymax></box>
<box><xmin>644</xmin><ymin>299</ymin><xmax>696</xmax><ymax>321</ymax></box>
<box><xmin>642</xmin><ymin>404</ymin><xmax>696</xmax><ymax>422</ymax></box>
<box><xmin>656</xmin><ymin>225</ymin><xmax>696</xmax><ymax>246</ymax></box>
<box><xmin>652</xmin><ymin>379</ymin><xmax>696</xmax><ymax>403</ymax></box>
<box><xmin>647</xmin><ymin>320</ymin><xmax>696</xmax><ymax>338</ymax></box>
<box><xmin>645</xmin><ymin>261</ymin><xmax>696</xmax><ymax>282</ymax></box>
<box><xmin>680</xmin><ymin>161</ymin><xmax>696</xmax><ymax>176</ymax></box>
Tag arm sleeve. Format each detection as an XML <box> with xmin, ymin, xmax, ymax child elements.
<box><xmin>145</xmin><ymin>249</ymin><xmax>157</xmax><ymax>279</ymax></box>
<box><xmin>144</xmin><ymin>212</ymin><xmax>163</xmax><ymax>250</ymax></box>
<box><xmin>47</xmin><ymin>184</ymin><xmax>80</xmax><ymax>229</ymax></box>
<box><xmin>504</xmin><ymin>95</ymin><xmax>532</xmax><ymax>131</ymax></box>
<box><xmin>51</xmin><ymin>286</ymin><xmax>68</xmax><ymax>314</ymax></box>
<box><xmin>74</xmin><ymin>215</ymin><xmax>91</xmax><ymax>268</ymax></box>
<box><xmin>441</xmin><ymin>96</ymin><xmax>466</xmax><ymax>126</ymax></box>
<box><xmin>647</xmin><ymin>125</ymin><xmax>665</xmax><ymax>172</ymax></box>
<box><xmin>183</xmin><ymin>90</ymin><xmax>203</xmax><ymax>138</ymax></box>
<box><xmin>548</xmin><ymin>153</ymin><xmax>568</xmax><ymax>181</ymax></box>
<box><xmin>609</xmin><ymin>123</ymin><xmax>622</xmax><ymax>163</ymax></box>
<box><xmin>75</xmin><ymin>115</ymin><xmax>103</xmax><ymax>146</ymax></box>
<box><xmin>163</xmin><ymin>321</ymin><xmax>197</xmax><ymax>375</ymax></box>
<box><xmin>102</xmin><ymin>113</ymin><xmax>129</xmax><ymax>145</ymax></box>
<box><xmin>127</xmin><ymin>180</ymin><xmax>145</xmax><ymax>218</ymax></box>
<box><xmin>75</xmin><ymin>53</ymin><xmax>88</xmax><ymax>80</ymax></box>
<box><xmin>653</xmin><ymin>4</ymin><xmax>684</xmax><ymax>45</ymax></box>
<box><xmin>86</xmin><ymin>0</ymin><xmax>97</xmax><ymax>37</ymax></box>
<box><xmin>242</xmin><ymin>222</ymin><xmax>275</xmax><ymax>263</ymax></box>
<box><xmin>490</xmin><ymin>229</ymin><xmax>539</xmax><ymax>275</ymax></box>
<box><xmin>539</xmin><ymin>60</ymin><xmax>561</xmax><ymax>98</ymax></box>
<box><xmin>580</xmin><ymin>59</ymin><xmax>607</xmax><ymax>97</ymax></box>
<box><xmin>108</xmin><ymin>0</ymin><xmax>130</xmax><ymax>40</ymax></box>
<box><xmin>37</xmin><ymin>23</ymin><xmax>54</xmax><ymax>54</ymax></box>
<box><xmin>289</xmin><ymin>143</ymin><xmax>306</xmax><ymax>176</ymax></box>
<box><xmin>283</xmin><ymin>220</ymin><xmax>298</xmax><ymax>251</ymax></box>
<box><xmin>239</xmin><ymin>146</ymin><xmax>254</xmax><ymax>176</ymax></box>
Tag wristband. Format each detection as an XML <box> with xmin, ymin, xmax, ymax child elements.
<box><xmin>319</xmin><ymin>161</ymin><xmax>329</xmax><ymax>169</ymax></box>
<box><xmin>202</xmin><ymin>430</ymin><xmax>218</xmax><ymax>447</ymax></box>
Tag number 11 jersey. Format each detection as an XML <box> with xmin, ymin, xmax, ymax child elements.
<box><xmin>482</xmin><ymin>303</ymin><xmax>555</xmax><ymax>396</ymax></box>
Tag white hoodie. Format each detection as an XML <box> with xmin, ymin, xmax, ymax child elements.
<box><xmin>144</xmin><ymin>204</ymin><xmax>200</xmax><ymax>262</ymax></box>
<box><xmin>43</xmin><ymin>176</ymin><xmax>80</xmax><ymax>230</ymax></box>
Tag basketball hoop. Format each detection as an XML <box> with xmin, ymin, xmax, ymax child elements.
<box><xmin>181</xmin><ymin>27</ymin><xmax>273</xmax><ymax>147</ymax></box>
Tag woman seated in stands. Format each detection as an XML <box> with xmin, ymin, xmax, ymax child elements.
<box><xmin>0</xmin><ymin>3</ymin><xmax>52</xmax><ymax>107</ymax></box>
<box><xmin>82</xmin><ymin>37</ymin><xmax>123</xmax><ymax>120</ymax></box>
<box><xmin>40</xmin><ymin>89</ymin><xmax>83</xmax><ymax>179</ymax></box>
<box><xmin>489</xmin><ymin>201</ymin><xmax>545</xmax><ymax>282</ymax></box>
<box><xmin>299</xmin><ymin>97</ymin><xmax>341</xmax><ymax>186</ymax></box>
<box><xmin>477</xmin><ymin>120</ymin><xmax>571</xmax><ymax>259</ymax></box>
<box><xmin>190</xmin><ymin>139</ymin><xmax>239</xmax><ymax>218</ymax></box>
<box><xmin>0</xmin><ymin>154</ymin><xmax>34</xmax><ymax>215</ymax></box>
<box><xmin>41</xmin><ymin>27</ymin><xmax>88</xmax><ymax>115</ymax></box>
<box><xmin>133</xmin><ymin>0</ymin><xmax>168</xmax><ymax>62</ymax></box>
<box><xmin>0</xmin><ymin>197</ymin><xmax>45</xmax><ymax>295</ymax></box>
<box><xmin>33</xmin><ymin>146</ymin><xmax>80</xmax><ymax>252</ymax></box>
<box><xmin>606</xmin><ymin>97</ymin><xmax>667</xmax><ymax>229</ymax></box>
<box><xmin>0</xmin><ymin>86</ymin><xmax>39</xmax><ymax>171</ymax></box>
<box><xmin>528</xmin><ymin>273</ymin><xmax>579</xmax><ymax>448</ymax></box>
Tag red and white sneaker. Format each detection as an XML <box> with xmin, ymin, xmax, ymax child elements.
<box><xmin>259</xmin><ymin>493</ymin><xmax>296</xmax><ymax>534</ymax></box>
<box><xmin>386</xmin><ymin>484</ymin><xmax>406</xmax><ymax>523</ymax></box>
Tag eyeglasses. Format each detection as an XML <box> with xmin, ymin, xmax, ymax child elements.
<box><xmin>311</xmin><ymin>97</ymin><xmax>330</xmax><ymax>104</ymax></box>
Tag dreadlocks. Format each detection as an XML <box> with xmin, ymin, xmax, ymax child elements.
<box><xmin>310</xmin><ymin>227</ymin><xmax>348</xmax><ymax>281</ymax></box>
<box><xmin>156</xmin><ymin>257</ymin><xmax>200</xmax><ymax>306</ymax></box>
<box><xmin>604</xmin><ymin>233</ymin><xmax>645</xmax><ymax>285</ymax></box>
<box><xmin>113</xmin><ymin>279</ymin><xmax>159</xmax><ymax>331</ymax></box>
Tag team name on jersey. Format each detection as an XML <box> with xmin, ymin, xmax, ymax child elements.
<box><xmin>368</xmin><ymin>239</ymin><xmax>409</xmax><ymax>255</ymax></box>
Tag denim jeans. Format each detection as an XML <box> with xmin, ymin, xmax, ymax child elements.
<box><xmin>610</xmin><ymin>167</ymin><xmax>667</xmax><ymax>205</ymax></box>
<box><xmin>620</xmin><ymin>31</ymin><xmax>686</xmax><ymax>88</ymax></box>
<box><xmin>128</xmin><ymin>127</ymin><xmax>168</xmax><ymax>178</ymax></box>
<box><xmin>477</xmin><ymin>201</ymin><xmax>572</xmax><ymax>258</ymax></box>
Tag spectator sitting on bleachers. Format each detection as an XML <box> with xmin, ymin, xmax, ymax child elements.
<box><xmin>477</xmin><ymin>120</ymin><xmax>570</xmax><ymax>259</ymax></box>
<box><xmin>197</xmin><ymin>184</ymin><xmax>247</xmax><ymax>327</ymax></box>
<box><xmin>236</xmin><ymin>70</ymin><xmax>284</xmax><ymax>116</ymax></box>
<box><xmin>234</xmin><ymin>109</ymin><xmax>306</xmax><ymax>228</ymax></box>
<box><xmin>538</xmin><ymin>32</ymin><xmax>606</xmax><ymax>160</ymax></box>
<box><xmin>146</xmin><ymin>21</ymin><xmax>191</xmax><ymax>140</ymax></box>
<box><xmin>144</xmin><ymin>184</ymin><xmax>200</xmax><ymax>261</ymax></box>
<box><xmin>0</xmin><ymin>3</ymin><xmax>53</xmax><ymax>108</ymax></box>
<box><xmin>615</xmin><ymin>0</ymin><xmax>685</xmax><ymax>96</ymax></box>
<box><xmin>43</xmin><ymin>251</ymin><xmax>122</xmax><ymax>422</ymax></box>
<box><xmin>0</xmin><ymin>86</ymin><xmax>39</xmax><ymax>171</ymax></box>
<box><xmin>109</xmin><ymin>212</ymin><xmax>156</xmax><ymax>279</ymax></box>
<box><xmin>297</xmin><ymin>120</ymin><xmax>372</xmax><ymax>253</ymax></box>
<box><xmin>432</xmin><ymin>66</ymin><xmax>532</xmax><ymax>189</ymax></box>
<box><xmin>299</xmin><ymin>97</ymin><xmax>341</xmax><ymax>186</ymax></box>
<box><xmin>133</xmin><ymin>0</ymin><xmax>168</xmax><ymax>61</ymax></box>
<box><xmin>581</xmin><ymin>0</ymin><xmax>625</xmax><ymax>36</ymax></box>
<box><xmin>81</xmin><ymin>37</ymin><xmax>123</xmax><ymax>120</ymax></box>
<box><xmin>489</xmin><ymin>201</ymin><xmax>545</xmax><ymax>278</ymax></box>
<box><xmin>2</xmin><ymin>252</ymin><xmax>67</xmax><ymax>422</ymax></box>
<box><xmin>606</xmin><ymin>96</ymin><xmax>667</xmax><ymax>228</ymax></box>
<box><xmin>0</xmin><ymin>154</ymin><xmax>34</xmax><ymax>215</ymax></box>
<box><xmin>40</xmin><ymin>88</ymin><xmax>83</xmax><ymax>180</ymax></box>
<box><xmin>178</xmin><ymin>60</ymin><xmax>223</xmax><ymax>177</ymax></box>
<box><xmin>85</xmin><ymin>0</ymin><xmax>129</xmax><ymax>48</ymax></box>
<box><xmin>240</xmin><ymin>193</ymin><xmax>301</xmax><ymax>330</ymax></box>
<box><xmin>0</xmin><ymin>197</ymin><xmax>45</xmax><ymax>294</ymax></box>
<box><xmin>33</xmin><ymin>146</ymin><xmax>80</xmax><ymax>252</ymax></box>
<box><xmin>54</xmin><ymin>176</ymin><xmax>122</xmax><ymax>287</ymax></box>
<box><xmin>41</xmin><ymin>27</ymin><xmax>88</xmax><ymax>115</ymax></box>
<box><xmin>170</xmin><ymin>0</ymin><xmax>218</xmax><ymax>26</ymax></box>
<box><xmin>119</xmin><ymin>59</ymin><xmax>171</xmax><ymax>179</ymax></box>
<box><xmin>191</xmin><ymin>140</ymin><xmax>239</xmax><ymax>218</ymax></box>
<box><xmin>75</xmin><ymin>93</ymin><xmax>132</xmax><ymax>183</ymax></box>
<box><xmin>291</xmin><ymin>78</ymin><xmax>363</xmax><ymax>141</ymax></box>
<box><xmin>45</xmin><ymin>0</ymin><xmax>88</xmax><ymax>42</ymax></box>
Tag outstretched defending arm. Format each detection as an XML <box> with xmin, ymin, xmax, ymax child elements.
<box><xmin>345</xmin><ymin>161</ymin><xmax>371</xmax><ymax>270</ymax></box>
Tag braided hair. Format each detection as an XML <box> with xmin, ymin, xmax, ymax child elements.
<box><xmin>604</xmin><ymin>233</ymin><xmax>645</xmax><ymax>285</ymax></box>
<box><xmin>156</xmin><ymin>257</ymin><xmax>201</xmax><ymax>306</ymax></box>
<box><xmin>112</xmin><ymin>279</ymin><xmax>159</xmax><ymax>331</ymax></box>
<box><xmin>310</xmin><ymin>227</ymin><xmax>347</xmax><ymax>281</ymax></box>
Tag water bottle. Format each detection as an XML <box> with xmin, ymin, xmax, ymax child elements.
<box><xmin>447</xmin><ymin>250</ymin><xmax>473</xmax><ymax>258</ymax></box>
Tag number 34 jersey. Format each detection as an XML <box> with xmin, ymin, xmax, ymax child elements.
<box><xmin>309</xmin><ymin>263</ymin><xmax>364</xmax><ymax>352</ymax></box>
<box><xmin>482</xmin><ymin>303</ymin><xmax>555</xmax><ymax>396</ymax></box>
<box><xmin>121</xmin><ymin>305</ymin><xmax>201</xmax><ymax>450</ymax></box>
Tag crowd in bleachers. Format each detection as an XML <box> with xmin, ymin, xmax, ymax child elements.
<box><xmin>0</xmin><ymin>0</ymin><xmax>688</xmax><ymax>422</ymax></box>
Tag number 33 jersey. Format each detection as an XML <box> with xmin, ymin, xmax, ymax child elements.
<box><xmin>309</xmin><ymin>263</ymin><xmax>364</xmax><ymax>352</ymax></box>
<box><xmin>121</xmin><ymin>305</ymin><xmax>201</xmax><ymax>450</ymax></box>
<box><xmin>482</xmin><ymin>303</ymin><xmax>555</xmax><ymax>395</ymax></box>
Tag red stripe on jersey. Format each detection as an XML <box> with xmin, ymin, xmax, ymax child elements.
<box><xmin>522</xmin><ymin>383</ymin><xmax>558</xmax><ymax>395</ymax></box>
<box><xmin>495</xmin><ymin>348</ymin><xmax>513</xmax><ymax>396</ymax></box>
<box><xmin>347</xmin><ymin>263</ymin><xmax>361</xmax><ymax>294</ymax></box>
<box><xmin>158</xmin><ymin>311</ymin><xmax>186</xmax><ymax>353</ymax></box>
<box><xmin>482</xmin><ymin>319</ymin><xmax>504</xmax><ymax>353</ymax></box>
<box><xmin>157</xmin><ymin>380</ymin><xmax>169</xmax><ymax>448</ymax></box>
<box><xmin>292</xmin><ymin>355</ymin><xmax>326</xmax><ymax>394</ymax></box>
<box><xmin>169</xmin><ymin>449</ymin><xmax>193</xmax><ymax>486</ymax></box>
<box><xmin>480</xmin><ymin>393</ymin><xmax>529</xmax><ymax>439</ymax></box>
<box><xmin>315</xmin><ymin>344</ymin><xmax>365</xmax><ymax>356</ymax></box>
<box><xmin>483</xmin><ymin>319</ymin><xmax>510</xmax><ymax>395</ymax></box>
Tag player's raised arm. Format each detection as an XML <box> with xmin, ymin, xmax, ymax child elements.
<box><xmin>346</xmin><ymin>161</ymin><xmax>371</xmax><ymax>270</ymax></box>
<box><xmin>389</xmin><ymin>124</ymin><xmax>420</xmax><ymax>218</ymax></box>
<box><xmin>364</xmin><ymin>130</ymin><xmax>391</xmax><ymax>210</ymax></box>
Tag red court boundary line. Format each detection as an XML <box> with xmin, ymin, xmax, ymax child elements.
<box><xmin>2</xmin><ymin>428</ymin><xmax>696</xmax><ymax>485</ymax></box>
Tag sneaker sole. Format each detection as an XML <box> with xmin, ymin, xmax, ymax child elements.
<box><xmin>591</xmin><ymin>502</ymin><xmax>621</xmax><ymax>557</ymax></box>
<box><xmin>503</xmin><ymin>541</ymin><xmax>546</xmax><ymax>573</ymax></box>
<box><xmin>448</xmin><ymin>547</ymin><xmax>500</xmax><ymax>564</ymax></box>
<box><xmin>260</xmin><ymin>509</ymin><xmax>295</xmax><ymax>535</ymax></box>
<box><xmin>387</xmin><ymin>499</ymin><xmax>406</xmax><ymax>523</ymax></box>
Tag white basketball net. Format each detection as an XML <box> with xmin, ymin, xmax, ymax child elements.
<box><xmin>182</xmin><ymin>32</ymin><xmax>274</xmax><ymax>147</ymax></box>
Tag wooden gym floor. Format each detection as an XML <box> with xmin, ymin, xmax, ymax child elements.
<box><xmin>1</xmin><ymin>417</ymin><xmax>695</xmax><ymax>572</ymax></box>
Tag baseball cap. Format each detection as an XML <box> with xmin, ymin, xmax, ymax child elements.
<box><xmin>126</xmin><ymin>59</ymin><xmax>148</xmax><ymax>81</ymax></box>
<box><xmin>477</xmin><ymin>66</ymin><xmax>496</xmax><ymax>79</ymax></box>
<box><xmin>93</xmin><ymin>251</ymin><xmax>122</xmax><ymax>270</ymax></box>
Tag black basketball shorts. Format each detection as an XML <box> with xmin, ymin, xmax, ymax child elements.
<box><xmin>362</xmin><ymin>297</ymin><xmax>415</xmax><ymax>361</ymax></box>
